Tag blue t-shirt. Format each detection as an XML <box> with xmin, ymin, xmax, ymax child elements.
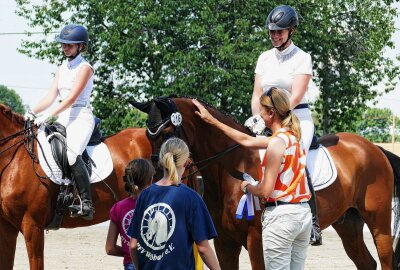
<box><xmin>127</xmin><ymin>183</ymin><xmax>217</xmax><ymax>270</ymax></box>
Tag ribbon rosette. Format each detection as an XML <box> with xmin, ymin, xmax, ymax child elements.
<box><xmin>236</xmin><ymin>173</ymin><xmax>261</xmax><ymax>220</ymax></box>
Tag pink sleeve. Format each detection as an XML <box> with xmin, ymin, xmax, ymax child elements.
<box><xmin>109</xmin><ymin>203</ymin><xmax>118</xmax><ymax>223</ymax></box>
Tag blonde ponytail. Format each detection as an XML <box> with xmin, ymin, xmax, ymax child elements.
<box><xmin>159</xmin><ymin>138</ymin><xmax>190</xmax><ymax>185</ymax></box>
<box><xmin>282</xmin><ymin>113</ymin><xmax>301</xmax><ymax>141</ymax></box>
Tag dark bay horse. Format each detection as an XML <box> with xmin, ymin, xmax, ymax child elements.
<box><xmin>0</xmin><ymin>104</ymin><xmax>153</xmax><ymax>270</ymax></box>
<box><xmin>131</xmin><ymin>96</ymin><xmax>400</xmax><ymax>270</ymax></box>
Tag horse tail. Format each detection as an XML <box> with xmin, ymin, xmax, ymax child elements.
<box><xmin>377</xmin><ymin>146</ymin><xmax>400</xmax><ymax>268</ymax></box>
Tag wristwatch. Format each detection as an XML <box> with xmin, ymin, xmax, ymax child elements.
<box><xmin>242</xmin><ymin>184</ymin><xmax>249</xmax><ymax>194</ymax></box>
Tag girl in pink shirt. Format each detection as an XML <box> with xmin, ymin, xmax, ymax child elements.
<box><xmin>106</xmin><ymin>159</ymin><xmax>155</xmax><ymax>270</ymax></box>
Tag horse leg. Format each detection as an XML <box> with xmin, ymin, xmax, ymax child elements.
<box><xmin>21</xmin><ymin>221</ymin><xmax>45</xmax><ymax>270</ymax></box>
<box><xmin>214</xmin><ymin>234</ymin><xmax>242</xmax><ymax>270</ymax></box>
<box><xmin>359</xmin><ymin>205</ymin><xmax>393</xmax><ymax>269</ymax></box>
<box><xmin>332</xmin><ymin>208</ymin><xmax>377</xmax><ymax>270</ymax></box>
<box><xmin>0</xmin><ymin>217</ymin><xmax>19</xmax><ymax>270</ymax></box>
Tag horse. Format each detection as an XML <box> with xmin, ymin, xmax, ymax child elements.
<box><xmin>130</xmin><ymin>96</ymin><xmax>400</xmax><ymax>270</ymax></box>
<box><xmin>0</xmin><ymin>103</ymin><xmax>154</xmax><ymax>270</ymax></box>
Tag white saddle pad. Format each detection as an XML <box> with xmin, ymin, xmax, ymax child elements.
<box><xmin>37</xmin><ymin>128</ymin><xmax>113</xmax><ymax>185</ymax></box>
<box><xmin>258</xmin><ymin>143</ymin><xmax>337</xmax><ymax>191</ymax></box>
<box><xmin>306</xmin><ymin>145</ymin><xmax>337</xmax><ymax>191</ymax></box>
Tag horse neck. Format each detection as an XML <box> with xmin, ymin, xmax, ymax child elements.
<box><xmin>186</xmin><ymin>106</ymin><xmax>257</xmax><ymax>164</ymax></box>
<box><xmin>0</xmin><ymin>107</ymin><xmax>24</xmax><ymax>138</ymax></box>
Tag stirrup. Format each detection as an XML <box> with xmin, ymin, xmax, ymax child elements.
<box><xmin>68</xmin><ymin>202</ymin><xmax>94</xmax><ymax>221</ymax></box>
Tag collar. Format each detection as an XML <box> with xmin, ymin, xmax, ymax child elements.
<box><xmin>67</xmin><ymin>54</ymin><xmax>84</xmax><ymax>69</ymax></box>
<box><xmin>274</xmin><ymin>42</ymin><xmax>298</xmax><ymax>62</ymax></box>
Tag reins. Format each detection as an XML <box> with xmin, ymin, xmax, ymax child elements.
<box><xmin>181</xmin><ymin>143</ymin><xmax>240</xmax><ymax>180</ymax></box>
<box><xmin>0</xmin><ymin>121</ymin><xmax>50</xmax><ymax>180</ymax></box>
<box><xmin>0</xmin><ymin>126</ymin><xmax>32</xmax><ymax>155</ymax></box>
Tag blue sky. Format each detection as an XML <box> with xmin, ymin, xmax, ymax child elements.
<box><xmin>1</xmin><ymin>0</ymin><xmax>399</xmax><ymax>116</ymax></box>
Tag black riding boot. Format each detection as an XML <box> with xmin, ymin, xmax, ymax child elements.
<box><xmin>68</xmin><ymin>155</ymin><xmax>94</xmax><ymax>220</ymax></box>
<box><xmin>307</xmin><ymin>170</ymin><xmax>322</xmax><ymax>246</ymax></box>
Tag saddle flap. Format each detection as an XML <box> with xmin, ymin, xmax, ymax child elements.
<box><xmin>45</xmin><ymin>123</ymin><xmax>70</xmax><ymax>179</ymax></box>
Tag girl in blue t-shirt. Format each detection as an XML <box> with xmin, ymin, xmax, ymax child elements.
<box><xmin>127</xmin><ymin>138</ymin><xmax>221</xmax><ymax>270</ymax></box>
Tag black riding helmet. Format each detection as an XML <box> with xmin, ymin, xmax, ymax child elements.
<box><xmin>55</xmin><ymin>24</ymin><xmax>88</xmax><ymax>44</ymax></box>
<box><xmin>266</xmin><ymin>5</ymin><xmax>299</xmax><ymax>31</ymax></box>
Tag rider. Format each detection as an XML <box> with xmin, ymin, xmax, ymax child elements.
<box><xmin>25</xmin><ymin>24</ymin><xmax>95</xmax><ymax>220</ymax></box>
<box><xmin>250</xmin><ymin>5</ymin><xmax>322</xmax><ymax>245</ymax></box>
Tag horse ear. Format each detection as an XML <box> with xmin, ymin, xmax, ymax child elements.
<box><xmin>129</xmin><ymin>100</ymin><xmax>152</xmax><ymax>114</ymax></box>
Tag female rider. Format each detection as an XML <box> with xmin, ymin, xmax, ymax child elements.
<box><xmin>25</xmin><ymin>24</ymin><xmax>95</xmax><ymax>220</ymax></box>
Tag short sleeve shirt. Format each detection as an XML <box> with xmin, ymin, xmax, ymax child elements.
<box><xmin>255</xmin><ymin>43</ymin><xmax>312</xmax><ymax>104</ymax></box>
<box><xmin>109</xmin><ymin>197</ymin><xmax>136</xmax><ymax>266</ymax></box>
<box><xmin>127</xmin><ymin>184</ymin><xmax>217</xmax><ymax>270</ymax></box>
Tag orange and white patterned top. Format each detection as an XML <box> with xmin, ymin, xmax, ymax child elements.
<box><xmin>260</xmin><ymin>128</ymin><xmax>311</xmax><ymax>203</ymax></box>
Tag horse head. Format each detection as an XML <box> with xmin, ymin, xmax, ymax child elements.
<box><xmin>130</xmin><ymin>96</ymin><xmax>260</xmax><ymax>184</ymax></box>
<box><xmin>145</xmin><ymin>211</ymin><xmax>169</xmax><ymax>246</ymax></box>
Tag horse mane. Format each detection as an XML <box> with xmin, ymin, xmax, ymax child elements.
<box><xmin>172</xmin><ymin>95</ymin><xmax>250</xmax><ymax>132</ymax></box>
<box><xmin>0</xmin><ymin>103</ymin><xmax>25</xmax><ymax>125</ymax></box>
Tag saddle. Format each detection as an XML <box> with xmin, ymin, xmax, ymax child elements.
<box><xmin>45</xmin><ymin>118</ymin><xmax>103</xmax><ymax>230</ymax></box>
<box><xmin>44</xmin><ymin>118</ymin><xmax>102</xmax><ymax>179</ymax></box>
<box><xmin>309</xmin><ymin>135</ymin><xmax>319</xmax><ymax>150</ymax></box>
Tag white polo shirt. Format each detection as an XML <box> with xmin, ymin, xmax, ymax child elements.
<box><xmin>58</xmin><ymin>54</ymin><xmax>94</xmax><ymax>106</ymax></box>
<box><xmin>255</xmin><ymin>42</ymin><xmax>312</xmax><ymax>104</ymax></box>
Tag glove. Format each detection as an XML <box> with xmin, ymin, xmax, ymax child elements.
<box><xmin>24</xmin><ymin>110</ymin><xmax>36</xmax><ymax>121</ymax></box>
<box><xmin>244</xmin><ymin>115</ymin><xmax>266</xmax><ymax>135</ymax></box>
<box><xmin>34</xmin><ymin>113</ymin><xmax>51</xmax><ymax>126</ymax></box>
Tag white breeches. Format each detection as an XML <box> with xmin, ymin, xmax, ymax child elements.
<box><xmin>293</xmin><ymin>108</ymin><xmax>315</xmax><ymax>154</ymax></box>
<box><xmin>57</xmin><ymin>106</ymin><xmax>95</xmax><ymax>165</ymax></box>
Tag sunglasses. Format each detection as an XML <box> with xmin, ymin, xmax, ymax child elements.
<box><xmin>265</xmin><ymin>87</ymin><xmax>277</xmax><ymax>110</ymax></box>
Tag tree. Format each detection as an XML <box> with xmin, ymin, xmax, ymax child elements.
<box><xmin>15</xmin><ymin>0</ymin><xmax>399</xmax><ymax>134</ymax></box>
<box><xmin>0</xmin><ymin>85</ymin><xmax>26</xmax><ymax>114</ymax></box>
<box><xmin>354</xmin><ymin>107</ymin><xmax>400</xmax><ymax>142</ymax></box>
<box><xmin>300</xmin><ymin>1</ymin><xmax>400</xmax><ymax>134</ymax></box>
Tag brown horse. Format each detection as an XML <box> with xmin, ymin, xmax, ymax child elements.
<box><xmin>0</xmin><ymin>104</ymin><xmax>153</xmax><ymax>270</ymax></box>
<box><xmin>131</xmin><ymin>96</ymin><xmax>400</xmax><ymax>270</ymax></box>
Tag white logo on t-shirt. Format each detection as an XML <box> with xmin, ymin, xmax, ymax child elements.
<box><xmin>122</xmin><ymin>209</ymin><xmax>134</xmax><ymax>244</ymax></box>
<box><xmin>141</xmin><ymin>203</ymin><xmax>176</xmax><ymax>250</ymax></box>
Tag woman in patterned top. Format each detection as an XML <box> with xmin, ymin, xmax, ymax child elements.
<box><xmin>192</xmin><ymin>86</ymin><xmax>312</xmax><ymax>269</ymax></box>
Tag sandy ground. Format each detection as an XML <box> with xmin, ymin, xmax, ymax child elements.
<box><xmin>13</xmin><ymin>225</ymin><xmax>379</xmax><ymax>270</ymax></box>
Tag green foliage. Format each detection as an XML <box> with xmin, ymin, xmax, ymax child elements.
<box><xmin>0</xmin><ymin>85</ymin><xmax>26</xmax><ymax>114</ymax></box>
<box><xmin>296</xmin><ymin>0</ymin><xmax>400</xmax><ymax>134</ymax></box>
<box><xmin>354</xmin><ymin>107</ymin><xmax>400</xmax><ymax>142</ymax></box>
<box><xmin>15</xmin><ymin>0</ymin><xmax>399</xmax><ymax>135</ymax></box>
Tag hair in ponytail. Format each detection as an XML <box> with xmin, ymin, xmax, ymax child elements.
<box><xmin>159</xmin><ymin>138</ymin><xmax>189</xmax><ymax>185</ymax></box>
<box><xmin>124</xmin><ymin>158</ymin><xmax>155</xmax><ymax>195</ymax></box>
<box><xmin>260</xmin><ymin>87</ymin><xmax>302</xmax><ymax>141</ymax></box>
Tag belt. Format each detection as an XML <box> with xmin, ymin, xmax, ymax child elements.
<box><xmin>71</xmin><ymin>101</ymin><xmax>90</xmax><ymax>108</ymax></box>
<box><xmin>293</xmin><ymin>103</ymin><xmax>309</xmax><ymax>110</ymax></box>
<box><xmin>58</xmin><ymin>100</ymin><xmax>91</xmax><ymax>108</ymax></box>
<box><xmin>264</xmin><ymin>201</ymin><xmax>307</xmax><ymax>208</ymax></box>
